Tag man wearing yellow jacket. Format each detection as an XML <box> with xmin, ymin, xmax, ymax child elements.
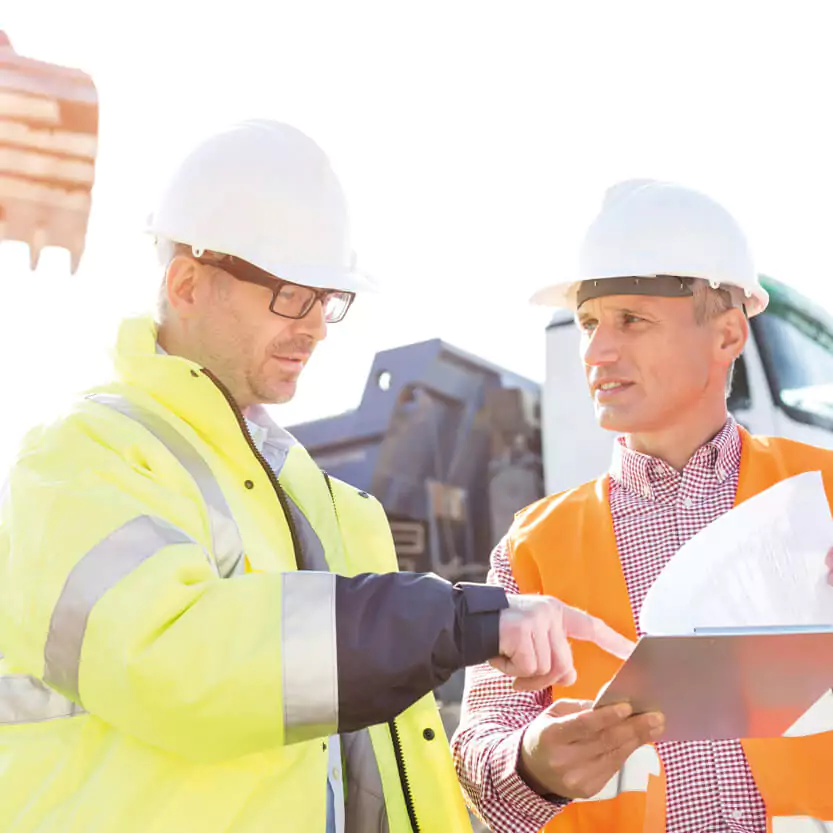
<box><xmin>0</xmin><ymin>120</ymin><xmax>634</xmax><ymax>833</ymax></box>
<box><xmin>453</xmin><ymin>180</ymin><xmax>833</xmax><ymax>832</ymax></box>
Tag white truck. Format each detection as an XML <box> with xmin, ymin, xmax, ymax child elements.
<box><xmin>543</xmin><ymin>274</ymin><xmax>833</xmax><ymax>495</ymax></box>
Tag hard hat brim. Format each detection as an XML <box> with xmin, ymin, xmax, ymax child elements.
<box><xmin>529</xmin><ymin>276</ymin><xmax>769</xmax><ymax>317</ymax></box>
<box><xmin>529</xmin><ymin>282</ymin><xmax>577</xmax><ymax>310</ymax></box>
<box><xmin>149</xmin><ymin>226</ymin><xmax>379</xmax><ymax>294</ymax></box>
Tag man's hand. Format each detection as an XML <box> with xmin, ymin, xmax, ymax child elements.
<box><xmin>826</xmin><ymin>548</ymin><xmax>833</xmax><ymax>585</ymax></box>
<box><xmin>492</xmin><ymin>595</ymin><xmax>635</xmax><ymax>691</ymax></box>
<box><xmin>519</xmin><ymin>699</ymin><xmax>665</xmax><ymax>800</ymax></box>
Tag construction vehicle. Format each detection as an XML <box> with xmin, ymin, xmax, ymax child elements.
<box><xmin>290</xmin><ymin>339</ymin><xmax>544</xmax><ymax>583</ymax></box>
<box><xmin>0</xmin><ymin>31</ymin><xmax>98</xmax><ymax>272</ymax></box>
<box><xmin>289</xmin><ymin>274</ymin><xmax>833</xmax><ymax>581</ymax></box>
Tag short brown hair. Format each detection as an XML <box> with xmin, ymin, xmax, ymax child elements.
<box><xmin>689</xmin><ymin>278</ymin><xmax>738</xmax><ymax>396</ymax></box>
<box><xmin>690</xmin><ymin>278</ymin><xmax>735</xmax><ymax>324</ymax></box>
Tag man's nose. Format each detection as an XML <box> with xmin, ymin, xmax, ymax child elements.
<box><xmin>582</xmin><ymin>323</ymin><xmax>620</xmax><ymax>367</ymax></box>
<box><xmin>296</xmin><ymin>298</ymin><xmax>328</xmax><ymax>342</ymax></box>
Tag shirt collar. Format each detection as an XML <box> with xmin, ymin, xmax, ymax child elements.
<box><xmin>243</xmin><ymin>404</ymin><xmax>295</xmax><ymax>455</ymax></box>
<box><xmin>609</xmin><ymin>416</ymin><xmax>741</xmax><ymax>500</ymax></box>
<box><xmin>245</xmin><ymin>416</ymin><xmax>268</xmax><ymax>452</ymax></box>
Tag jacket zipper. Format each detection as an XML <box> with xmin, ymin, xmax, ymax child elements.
<box><xmin>204</xmin><ymin>372</ymin><xmax>419</xmax><ymax>831</ymax></box>
<box><xmin>324</xmin><ymin>474</ymin><xmax>419</xmax><ymax>832</ymax></box>
<box><xmin>322</xmin><ymin>471</ymin><xmax>335</xmax><ymax>511</ymax></box>
<box><xmin>322</xmin><ymin>470</ymin><xmax>338</xmax><ymax>518</ymax></box>
<box><xmin>200</xmin><ymin>368</ymin><xmax>304</xmax><ymax>566</ymax></box>
<box><xmin>388</xmin><ymin>718</ymin><xmax>420</xmax><ymax>832</ymax></box>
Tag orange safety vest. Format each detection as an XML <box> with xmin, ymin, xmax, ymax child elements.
<box><xmin>508</xmin><ymin>429</ymin><xmax>833</xmax><ymax>833</ymax></box>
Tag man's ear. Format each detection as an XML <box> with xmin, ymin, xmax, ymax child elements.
<box><xmin>164</xmin><ymin>256</ymin><xmax>205</xmax><ymax>319</ymax></box>
<box><xmin>715</xmin><ymin>307</ymin><xmax>748</xmax><ymax>365</ymax></box>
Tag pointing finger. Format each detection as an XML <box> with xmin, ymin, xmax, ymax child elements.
<box><xmin>562</xmin><ymin>605</ymin><xmax>636</xmax><ymax>661</ymax></box>
<box><xmin>549</xmin><ymin>607</ymin><xmax>577</xmax><ymax>686</ymax></box>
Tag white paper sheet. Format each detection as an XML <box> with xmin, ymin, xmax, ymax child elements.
<box><xmin>639</xmin><ymin>471</ymin><xmax>833</xmax><ymax>635</ymax></box>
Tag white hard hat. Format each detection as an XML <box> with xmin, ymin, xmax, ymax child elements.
<box><xmin>148</xmin><ymin>119</ymin><xmax>374</xmax><ymax>294</ymax></box>
<box><xmin>531</xmin><ymin>179</ymin><xmax>768</xmax><ymax>316</ymax></box>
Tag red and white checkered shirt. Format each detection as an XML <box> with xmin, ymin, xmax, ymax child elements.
<box><xmin>452</xmin><ymin>418</ymin><xmax>767</xmax><ymax>833</ymax></box>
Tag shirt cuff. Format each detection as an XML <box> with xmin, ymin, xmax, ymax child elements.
<box><xmin>453</xmin><ymin>583</ymin><xmax>508</xmax><ymax>666</ymax></box>
<box><xmin>492</xmin><ymin>726</ymin><xmax>571</xmax><ymax>826</ymax></box>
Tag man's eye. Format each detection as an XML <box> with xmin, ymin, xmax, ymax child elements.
<box><xmin>623</xmin><ymin>314</ymin><xmax>643</xmax><ymax>325</ymax></box>
<box><xmin>579</xmin><ymin>319</ymin><xmax>597</xmax><ymax>332</ymax></box>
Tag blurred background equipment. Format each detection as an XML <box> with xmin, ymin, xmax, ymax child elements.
<box><xmin>289</xmin><ymin>338</ymin><xmax>545</xmax><ymax>582</ymax></box>
<box><xmin>0</xmin><ymin>30</ymin><xmax>98</xmax><ymax>272</ymax></box>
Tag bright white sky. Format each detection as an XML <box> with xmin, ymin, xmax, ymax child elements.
<box><xmin>2</xmin><ymin>0</ymin><xmax>833</xmax><ymax>469</ymax></box>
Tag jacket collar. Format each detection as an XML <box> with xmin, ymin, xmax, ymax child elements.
<box><xmin>108</xmin><ymin>316</ymin><xmax>269</xmax><ymax>458</ymax></box>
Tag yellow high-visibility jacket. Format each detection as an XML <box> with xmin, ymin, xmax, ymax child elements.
<box><xmin>0</xmin><ymin>316</ymin><xmax>489</xmax><ymax>833</ymax></box>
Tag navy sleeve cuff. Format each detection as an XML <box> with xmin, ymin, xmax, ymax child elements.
<box><xmin>453</xmin><ymin>582</ymin><xmax>509</xmax><ymax>666</ymax></box>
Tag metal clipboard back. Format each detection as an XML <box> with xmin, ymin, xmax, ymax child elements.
<box><xmin>594</xmin><ymin>626</ymin><xmax>833</xmax><ymax>741</ymax></box>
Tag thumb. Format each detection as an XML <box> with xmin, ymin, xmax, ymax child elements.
<box><xmin>545</xmin><ymin>698</ymin><xmax>595</xmax><ymax>718</ymax></box>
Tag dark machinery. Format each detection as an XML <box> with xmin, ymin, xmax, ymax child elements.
<box><xmin>289</xmin><ymin>339</ymin><xmax>545</xmax><ymax>581</ymax></box>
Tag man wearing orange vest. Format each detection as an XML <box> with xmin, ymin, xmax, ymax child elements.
<box><xmin>452</xmin><ymin>179</ymin><xmax>833</xmax><ymax>833</ymax></box>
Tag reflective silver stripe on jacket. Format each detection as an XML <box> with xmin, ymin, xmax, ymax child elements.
<box><xmin>0</xmin><ymin>653</ymin><xmax>85</xmax><ymax>724</ymax></box>
<box><xmin>88</xmin><ymin>394</ymin><xmax>245</xmax><ymax>578</ymax></box>
<box><xmin>282</xmin><ymin>571</ymin><xmax>339</xmax><ymax>743</ymax></box>
<box><xmin>343</xmin><ymin>729</ymin><xmax>390</xmax><ymax>833</ymax></box>
<box><xmin>279</xmin><ymin>490</ymin><xmax>341</xmax><ymax>741</ymax></box>
<box><xmin>43</xmin><ymin>515</ymin><xmax>192</xmax><ymax>700</ymax></box>
<box><xmin>81</xmin><ymin>394</ymin><xmax>341</xmax><ymax>740</ymax></box>
<box><xmin>282</xmin><ymin>490</ymin><xmax>328</xmax><ymax>572</ymax></box>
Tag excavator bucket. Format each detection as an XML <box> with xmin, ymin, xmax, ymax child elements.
<box><xmin>0</xmin><ymin>31</ymin><xmax>98</xmax><ymax>272</ymax></box>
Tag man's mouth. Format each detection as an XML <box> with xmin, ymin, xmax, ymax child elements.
<box><xmin>593</xmin><ymin>379</ymin><xmax>634</xmax><ymax>398</ymax></box>
<box><xmin>272</xmin><ymin>353</ymin><xmax>310</xmax><ymax>369</ymax></box>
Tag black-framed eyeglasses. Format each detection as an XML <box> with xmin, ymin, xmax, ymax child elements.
<box><xmin>196</xmin><ymin>252</ymin><xmax>355</xmax><ymax>324</ymax></box>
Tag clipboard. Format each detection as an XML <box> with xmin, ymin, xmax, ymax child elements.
<box><xmin>594</xmin><ymin>626</ymin><xmax>833</xmax><ymax>742</ymax></box>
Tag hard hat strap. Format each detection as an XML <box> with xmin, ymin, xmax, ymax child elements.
<box><xmin>576</xmin><ymin>275</ymin><xmax>694</xmax><ymax>308</ymax></box>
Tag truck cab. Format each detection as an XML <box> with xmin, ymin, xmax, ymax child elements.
<box><xmin>542</xmin><ymin>275</ymin><xmax>833</xmax><ymax>495</ymax></box>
